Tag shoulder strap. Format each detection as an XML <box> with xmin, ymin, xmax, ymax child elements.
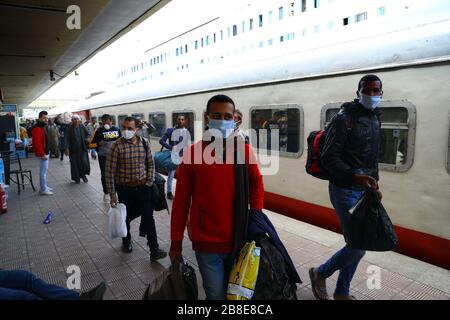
<box><xmin>141</xmin><ymin>137</ymin><xmax>150</xmax><ymax>180</ymax></box>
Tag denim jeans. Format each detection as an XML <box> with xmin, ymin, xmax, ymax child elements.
<box><xmin>195</xmin><ymin>252</ymin><xmax>233</xmax><ymax>300</ymax></box>
<box><xmin>317</xmin><ymin>183</ymin><xmax>366</xmax><ymax>296</ymax></box>
<box><xmin>0</xmin><ymin>270</ymin><xmax>80</xmax><ymax>300</ymax></box>
<box><xmin>167</xmin><ymin>169</ymin><xmax>175</xmax><ymax>194</ymax></box>
<box><xmin>39</xmin><ymin>155</ymin><xmax>49</xmax><ymax>192</ymax></box>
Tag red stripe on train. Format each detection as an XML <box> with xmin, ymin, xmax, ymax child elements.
<box><xmin>264</xmin><ymin>191</ymin><xmax>450</xmax><ymax>270</ymax></box>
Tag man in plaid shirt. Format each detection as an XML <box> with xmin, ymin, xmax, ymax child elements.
<box><xmin>105</xmin><ymin>116</ymin><xmax>167</xmax><ymax>261</ymax></box>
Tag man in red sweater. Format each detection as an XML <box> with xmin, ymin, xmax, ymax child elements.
<box><xmin>169</xmin><ymin>95</ymin><xmax>265</xmax><ymax>300</ymax></box>
<box><xmin>31</xmin><ymin>111</ymin><xmax>53</xmax><ymax>195</ymax></box>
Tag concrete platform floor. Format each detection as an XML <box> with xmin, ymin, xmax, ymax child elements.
<box><xmin>0</xmin><ymin>155</ymin><xmax>448</xmax><ymax>300</ymax></box>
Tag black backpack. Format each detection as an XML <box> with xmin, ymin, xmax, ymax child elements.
<box><xmin>305</xmin><ymin>108</ymin><xmax>353</xmax><ymax>180</ymax></box>
<box><xmin>252</xmin><ymin>234</ymin><xmax>298</xmax><ymax>300</ymax></box>
<box><xmin>142</xmin><ymin>138</ymin><xmax>169</xmax><ymax>212</ymax></box>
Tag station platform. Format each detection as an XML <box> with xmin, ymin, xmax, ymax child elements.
<box><xmin>0</xmin><ymin>155</ymin><xmax>448</xmax><ymax>300</ymax></box>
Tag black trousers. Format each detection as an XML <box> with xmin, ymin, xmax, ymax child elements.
<box><xmin>98</xmin><ymin>155</ymin><xmax>107</xmax><ymax>194</ymax></box>
<box><xmin>116</xmin><ymin>185</ymin><xmax>159</xmax><ymax>250</ymax></box>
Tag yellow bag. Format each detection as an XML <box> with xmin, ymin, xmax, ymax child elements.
<box><xmin>227</xmin><ymin>241</ymin><xmax>260</xmax><ymax>300</ymax></box>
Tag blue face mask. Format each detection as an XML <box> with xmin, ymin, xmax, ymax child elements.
<box><xmin>208</xmin><ymin>119</ymin><xmax>236</xmax><ymax>139</ymax></box>
<box><xmin>359</xmin><ymin>93</ymin><xmax>381</xmax><ymax>110</ymax></box>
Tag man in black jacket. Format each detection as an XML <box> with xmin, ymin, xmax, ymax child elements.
<box><xmin>90</xmin><ymin>114</ymin><xmax>121</xmax><ymax>203</ymax></box>
<box><xmin>309</xmin><ymin>74</ymin><xmax>383</xmax><ymax>300</ymax></box>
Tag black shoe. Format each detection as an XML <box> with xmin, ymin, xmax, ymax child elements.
<box><xmin>150</xmin><ymin>248</ymin><xmax>167</xmax><ymax>261</ymax></box>
<box><xmin>122</xmin><ymin>242</ymin><xmax>133</xmax><ymax>253</ymax></box>
<box><xmin>167</xmin><ymin>192</ymin><xmax>174</xmax><ymax>200</ymax></box>
<box><xmin>75</xmin><ymin>180</ymin><xmax>80</xmax><ymax>184</ymax></box>
<box><xmin>80</xmin><ymin>282</ymin><xmax>106</xmax><ymax>300</ymax></box>
<box><xmin>82</xmin><ymin>176</ymin><xmax>88</xmax><ymax>183</ymax></box>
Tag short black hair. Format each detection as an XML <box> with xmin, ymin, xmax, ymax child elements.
<box><xmin>101</xmin><ymin>114</ymin><xmax>112</xmax><ymax>121</ymax></box>
<box><xmin>123</xmin><ymin>116</ymin><xmax>136</xmax><ymax>124</ymax></box>
<box><xmin>206</xmin><ymin>94</ymin><xmax>235</xmax><ymax>114</ymax></box>
<box><xmin>38</xmin><ymin>111</ymin><xmax>48</xmax><ymax>119</ymax></box>
<box><xmin>358</xmin><ymin>74</ymin><xmax>382</xmax><ymax>92</ymax></box>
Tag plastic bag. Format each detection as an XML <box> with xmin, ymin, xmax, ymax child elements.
<box><xmin>227</xmin><ymin>241</ymin><xmax>261</xmax><ymax>300</ymax></box>
<box><xmin>108</xmin><ymin>203</ymin><xmax>127</xmax><ymax>239</ymax></box>
<box><xmin>347</xmin><ymin>190</ymin><xmax>399</xmax><ymax>251</ymax></box>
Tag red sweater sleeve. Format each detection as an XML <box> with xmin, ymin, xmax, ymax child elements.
<box><xmin>32</xmin><ymin>127</ymin><xmax>45</xmax><ymax>157</ymax></box>
<box><xmin>170</xmin><ymin>154</ymin><xmax>194</xmax><ymax>252</ymax></box>
<box><xmin>247</xmin><ymin>144</ymin><xmax>264</xmax><ymax>210</ymax></box>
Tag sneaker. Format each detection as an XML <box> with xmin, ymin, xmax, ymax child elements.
<box><xmin>47</xmin><ymin>187</ymin><xmax>53</xmax><ymax>192</ymax></box>
<box><xmin>150</xmin><ymin>248</ymin><xmax>167</xmax><ymax>261</ymax></box>
<box><xmin>80</xmin><ymin>282</ymin><xmax>106</xmax><ymax>300</ymax></box>
<box><xmin>82</xmin><ymin>176</ymin><xmax>88</xmax><ymax>183</ymax></box>
<box><xmin>309</xmin><ymin>268</ymin><xmax>330</xmax><ymax>300</ymax></box>
<box><xmin>39</xmin><ymin>190</ymin><xmax>53</xmax><ymax>196</ymax></box>
<box><xmin>166</xmin><ymin>192</ymin><xmax>174</xmax><ymax>200</ymax></box>
<box><xmin>103</xmin><ymin>194</ymin><xmax>110</xmax><ymax>203</ymax></box>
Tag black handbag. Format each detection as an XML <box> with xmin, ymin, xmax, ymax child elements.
<box><xmin>142</xmin><ymin>256</ymin><xmax>198</xmax><ymax>300</ymax></box>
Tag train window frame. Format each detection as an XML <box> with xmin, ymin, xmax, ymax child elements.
<box><xmin>148</xmin><ymin>112</ymin><xmax>167</xmax><ymax>140</ymax></box>
<box><xmin>171</xmin><ymin>110</ymin><xmax>196</xmax><ymax>142</ymax></box>
<box><xmin>249</xmin><ymin>104</ymin><xmax>304</xmax><ymax>159</ymax></box>
<box><xmin>320</xmin><ymin>100</ymin><xmax>417</xmax><ymax>172</ymax></box>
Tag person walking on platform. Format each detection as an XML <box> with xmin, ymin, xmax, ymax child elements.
<box><xmin>46</xmin><ymin>118</ymin><xmax>60</xmax><ymax>158</ymax></box>
<box><xmin>64</xmin><ymin>115</ymin><xmax>91</xmax><ymax>184</ymax></box>
<box><xmin>159</xmin><ymin>114</ymin><xmax>189</xmax><ymax>200</ymax></box>
<box><xmin>0</xmin><ymin>269</ymin><xmax>106</xmax><ymax>300</ymax></box>
<box><xmin>55</xmin><ymin>115</ymin><xmax>68</xmax><ymax>161</ymax></box>
<box><xmin>233</xmin><ymin>109</ymin><xmax>249</xmax><ymax>143</ymax></box>
<box><xmin>309</xmin><ymin>75</ymin><xmax>384</xmax><ymax>300</ymax></box>
<box><xmin>87</xmin><ymin>118</ymin><xmax>99</xmax><ymax>160</ymax></box>
<box><xmin>105</xmin><ymin>116</ymin><xmax>167</xmax><ymax>261</ymax></box>
<box><xmin>31</xmin><ymin>111</ymin><xmax>53</xmax><ymax>195</ymax></box>
<box><xmin>169</xmin><ymin>95</ymin><xmax>265</xmax><ymax>300</ymax></box>
<box><xmin>89</xmin><ymin>114</ymin><xmax>121</xmax><ymax>203</ymax></box>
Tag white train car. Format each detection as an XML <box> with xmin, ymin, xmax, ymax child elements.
<box><xmin>51</xmin><ymin>0</ymin><xmax>450</xmax><ymax>268</ymax></box>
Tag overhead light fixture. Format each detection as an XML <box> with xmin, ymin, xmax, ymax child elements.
<box><xmin>49</xmin><ymin>70</ymin><xmax>62</xmax><ymax>82</ymax></box>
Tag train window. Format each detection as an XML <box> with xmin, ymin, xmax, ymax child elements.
<box><xmin>118</xmin><ymin>115</ymin><xmax>128</xmax><ymax>127</ymax></box>
<box><xmin>172</xmin><ymin>111</ymin><xmax>195</xmax><ymax>142</ymax></box>
<box><xmin>250</xmin><ymin>105</ymin><xmax>303</xmax><ymax>158</ymax></box>
<box><xmin>148</xmin><ymin>113</ymin><xmax>166</xmax><ymax>138</ymax></box>
<box><xmin>321</xmin><ymin>100</ymin><xmax>416</xmax><ymax>172</ymax></box>
<box><xmin>111</xmin><ymin>115</ymin><xmax>116</xmax><ymax>126</ymax></box>
<box><xmin>132</xmin><ymin>113</ymin><xmax>145</xmax><ymax>121</ymax></box>
<box><xmin>355</xmin><ymin>12</ymin><xmax>368</xmax><ymax>23</ymax></box>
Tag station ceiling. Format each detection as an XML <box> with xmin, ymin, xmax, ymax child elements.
<box><xmin>0</xmin><ymin>0</ymin><xmax>170</xmax><ymax>110</ymax></box>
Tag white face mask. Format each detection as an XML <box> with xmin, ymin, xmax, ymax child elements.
<box><xmin>103</xmin><ymin>124</ymin><xmax>110</xmax><ymax>130</ymax></box>
<box><xmin>122</xmin><ymin>130</ymin><xmax>135</xmax><ymax>140</ymax></box>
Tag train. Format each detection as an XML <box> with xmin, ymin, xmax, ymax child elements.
<box><xmin>49</xmin><ymin>0</ymin><xmax>450</xmax><ymax>269</ymax></box>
